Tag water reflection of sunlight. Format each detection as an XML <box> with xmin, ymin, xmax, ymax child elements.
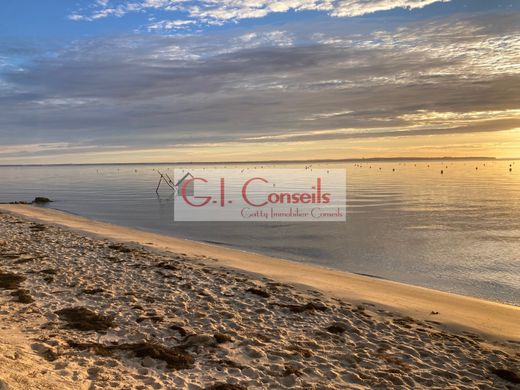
<box><xmin>0</xmin><ymin>161</ymin><xmax>519</xmax><ymax>304</ymax></box>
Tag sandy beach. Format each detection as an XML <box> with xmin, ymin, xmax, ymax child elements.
<box><xmin>0</xmin><ymin>205</ymin><xmax>519</xmax><ymax>389</ymax></box>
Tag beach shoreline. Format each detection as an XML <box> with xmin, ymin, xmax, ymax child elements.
<box><xmin>1</xmin><ymin>204</ymin><xmax>519</xmax><ymax>342</ymax></box>
<box><xmin>0</xmin><ymin>204</ymin><xmax>519</xmax><ymax>389</ymax></box>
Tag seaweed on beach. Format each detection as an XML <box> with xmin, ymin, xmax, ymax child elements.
<box><xmin>1</xmin><ymin>252</ymin><xmax>22</xmax><ymax>260</ymax></box>
<box><xmin>205</xmin><ymin>384</ymin><xmax>247</xmax><ymax>390</ymax></box>
<box><xmin>11</xmin><ymin>289</ymin><xmax>34</xmax><ymax>303</ymax></box>
<box><xmin>213</xmin><ymin>333</ymin><xmax>233</xmax><ymax>344</ymax></box>
<box><xmin>246</xmin><ymin>287</ymin><xmax>270</xmax><ymax>298</ymax></box>
<box><xmin>169</xmin><ymin>323</ymin><xmax>188</xmax><ymax>336</ymax></box>
<box><xmin>108</xmin><ymin>243</ymin><xmax>137</xmax><ymax>253</ymax></box>
<box><xmin>67</xmin><ymin>341</ymin><xmax>114</xmax><ymax>357</ymax></box>
<box><xmin>156</xmin><ymin>261</ymin><xmax>178</xmax><ymax>270</ymax></box>
<box><xmin>491</xmin><ymin>368</ymin><xmax>520</xmax><ymax>384</ymax></box>
<box><xmin>29</xmin><ymin>223</ymin><xmax>47</xmax><ymax>232</ymax></box>
<box><xmin>118</xmin><ymin>342</ymin><xmax>194</xmax><ymax>370</ymax></box>
<box><xmin>326</xmin><ymin>323</ymin><xmax>347</xmax><ymax>334</ymax></box>
<box><xmin>40</xmin><ymin>347</ymin><xmax>59</xmax><ymax>362</ymax></box>
<box><xmin>39</xmin><ymin>268</ymin><xmax>57</xmax><ymax>275</ymax></box>
<box><xmin>276</xmin><ymin>301</ymin><xmax>328</xmax><ymax>314</ymax></box>
<box><xmin>55</xmin><ymin>307</ymin><xmax>114</xmax><ymax>332</ymax></box>
<box><xmin>14</xmin><ymin>257</ymin><xmax>36</xmax><ymax>264</ymax></box>
<box><xmin>0</xmin><ymin>272</ymin><xmax>26</xmax><ymax>289</ymax></box>
<box><xmin>67</xmin><ymin>340</ymin><xmax>194</xmax><ymax>369</ymax></box>
<box><xmin>82</xmin><ymin>288</ymin><xmax>104</xmax><ymax>295</ymax></box>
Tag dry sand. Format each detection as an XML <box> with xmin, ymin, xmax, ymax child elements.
<box><xmin>0</xmin><ymin>204</ymin><xmax>519</xmax><ymax>389</ymax></box>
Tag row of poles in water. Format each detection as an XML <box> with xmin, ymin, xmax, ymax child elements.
<box><xmin>351</xmin><ymin>162</ymin><xmax>515</xmax><ymax>174</ymax></box>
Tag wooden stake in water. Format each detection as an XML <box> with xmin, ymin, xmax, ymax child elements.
<box><xmin>155</xmin><ymin>171</ymin><xmax>176</xmax><ymax>193</ymax></box>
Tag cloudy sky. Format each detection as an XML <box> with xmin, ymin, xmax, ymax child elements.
<box><xmin>0</xmin><ymin>0</ymin><xmax>519</xmax><ymax>163</ymax></box>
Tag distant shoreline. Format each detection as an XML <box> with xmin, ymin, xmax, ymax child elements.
<box><xmin>0</xmin><ymin>156</ymin><xmax>511</xmax><ymax>167</ymax></box>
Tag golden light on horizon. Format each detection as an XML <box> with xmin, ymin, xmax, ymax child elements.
<box><xmin>1</xmin><ymin>128</ymin><xmax>519</xmax><ymax>164</ymax></box>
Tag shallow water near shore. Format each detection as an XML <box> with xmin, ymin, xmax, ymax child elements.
<box><xmin>1</xmin><ymin>160</ymin><xmax>519</xmax><ymax>305</ymax></box>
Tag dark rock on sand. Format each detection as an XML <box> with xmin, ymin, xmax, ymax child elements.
<box><xmin>55</xmin><ymin>307</ymin><xmax>114</xmax><ymax>332</ymax></box>
<box><xmin>0</xmin><ymin>272</ymin><xmax>26</xmax><ymax>289</ymax></box>
<box><xmin>32</xmin><ymin>197</ymin><xmax>52</xmax><ymax>204</ymax></box>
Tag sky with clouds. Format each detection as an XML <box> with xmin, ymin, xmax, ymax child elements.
<box><xmin>0</xmin><ymin>0</ymin><xmax>519</xmax><ymax>163</ymax></box>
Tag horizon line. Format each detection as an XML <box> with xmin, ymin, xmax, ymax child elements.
<box><xmin>1</xmin><ymin>156</ymin><xmax>515</xmax><ymax>167</ymax></box>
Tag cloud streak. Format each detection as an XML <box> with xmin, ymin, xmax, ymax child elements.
<box><xmin>0</xmin><ymin>12</ymin><xmax>519</xmax><ymax>161</ymax></box>
<box><xmin>69</xmin><ymin>0</ymin><xmax>450</xmax><ymax>30</ymax></box>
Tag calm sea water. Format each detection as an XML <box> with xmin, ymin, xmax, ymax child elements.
<box><xmin>1</xmin><ymin>161</ymin><xmax>519</xmax><ymax>305</ymax></box>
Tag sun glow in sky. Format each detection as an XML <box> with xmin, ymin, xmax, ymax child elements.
<box><xmin>0</xmin><ymin>1</ymin><xmax>519</xmax><ymax>163</ymax></box>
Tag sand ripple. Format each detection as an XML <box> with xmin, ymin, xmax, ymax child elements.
<box><xmin>0</xmin><ymin>212</ymin><xmax>519</xmax><ymax>389</ymax></box>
